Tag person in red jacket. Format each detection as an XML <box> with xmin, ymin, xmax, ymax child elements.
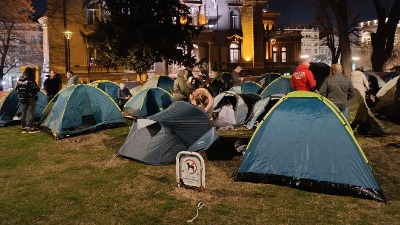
<box><xmin>291</xmin><ymin>58</ymin><xmax>317</xmax><ymax>91</ymax></box>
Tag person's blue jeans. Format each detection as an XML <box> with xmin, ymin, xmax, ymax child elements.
<box><xmin>20</xmin><ymin>101</ymin><xmax>36</xmax><ymax>129</ymax></box>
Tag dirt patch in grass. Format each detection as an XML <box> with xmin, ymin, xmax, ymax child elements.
<box><xmin>57</xmin><ymin>132</ymin><xmax>110</xmax><ymax>149</ymax></box>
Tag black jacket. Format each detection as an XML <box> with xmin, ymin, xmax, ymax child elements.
<box><xmin>15</xmin><ymin>75</ymin><xmax>40</xmax><ymax>103</ymax></box>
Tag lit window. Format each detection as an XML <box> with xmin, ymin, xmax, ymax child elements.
<box><xmin>273</xmin><ymin>47</ymin><xmax>277</xmax><ymax>62</ymax></box>
<box><xmin>230</xmin><ymin>43</ymin><xmax>240</xmax><ymax>63</ymax></box>
<box><xmin>281</xmin><ymin>47</ymin><xmax>287</xmax><ymax>62</ymax></box>
<box><xmin>87</xmin><ymin>0</ymin><xmax>101</xmax><ymax>25</ymax></box>
<box><xmin>230</xmin><ymin>10</ymin><xmax>239</xmax><ymax>29</ymax></box>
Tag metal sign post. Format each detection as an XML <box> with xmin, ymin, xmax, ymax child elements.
<box><xmin>176</xmin><ymin>151</ymin><xmax>205</xmax><ymax>190</ymax></box>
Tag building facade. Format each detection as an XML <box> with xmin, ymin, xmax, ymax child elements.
<box><xmin>44</xmin><ymin>0</ymin><xmax>308</xmax><ymax>82</ymax></box>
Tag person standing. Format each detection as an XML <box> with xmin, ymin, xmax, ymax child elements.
<box><xmin>291</xmin><ymin>58</ymin><xmax>317</xmax><ymax>91</ymax></box>
<box><xmin>231</xmin><ymin>65</ymin><xmax>243</xmax><ymax>87</ymax></box>
<box><xmin>43</xmin><ymin>70</ymin><xmax>62</xmax><ymax>102</ymax></box>
<box><xmin>15</xmin><ymin>67</ymin><xmax>41</xmax><ymax>133</ymax></box>
<box><xmin>319</xmin><ymin>64</ymin><xmax>355</xmax><ymax>119</ymax></box>
<box><xmin>350</xmin><ymin>68</ymin><xmax>370</xmax><ymax>99</ymax></box>
<box><xmin>66</xmin><ymin>71</ymin><xmax>78</xmax><ymax>86</ymax></box>
<box><xmin>173</xmin><ymin>70</ymin><xmax>190</xmax><ymax>101</ymax></box>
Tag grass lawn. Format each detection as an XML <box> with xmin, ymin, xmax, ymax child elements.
<box><xmin>0</xmin><ymin>122</ymin><xmax>399</xmax><ymax>225</ymax></box>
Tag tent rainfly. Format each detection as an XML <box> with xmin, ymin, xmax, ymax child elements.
<box><xmin>236</xmin><ymin>91</ymin><xmax>387</xmax><ymax>202</ymax></box>
<box><xmin>118</xmin><ymin>101</ymin><xmax>219</xmax><ymax>165</ymax></box>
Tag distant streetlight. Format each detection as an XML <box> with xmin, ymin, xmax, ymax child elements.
<box><xmin>63</xmin><ymin>31</ymin><xmax>73</xmax><ymax>72</ymax></box>
<box><xmin>180</xmin><ymin>16</ymin><xmax>188</xmax><ymax>25</ymax></box>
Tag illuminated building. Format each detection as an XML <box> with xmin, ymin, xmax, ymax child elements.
<box><xmin>44</xmin><ymin>0</ymin><xmax>304</xmax><ymax>81</ymax></box>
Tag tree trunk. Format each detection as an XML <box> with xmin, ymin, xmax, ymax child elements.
<box><xmin>371</xmin><ymin>33</ymin><xmax>389</xmax><ymax>72</ymax></box>
<box><xmin>327</xmin><ymin>0</ymin><xmax>353</xmax><ymax>76</ymax></box>
<box><xmin>371</xmin><ymin>0</ymin><xmax>400</xmax><ymax>72</ymax></box>
<box><xmin>163</xmin><ymin>58</ymin><xmax>168</xmax><ymax>76</ymax></box>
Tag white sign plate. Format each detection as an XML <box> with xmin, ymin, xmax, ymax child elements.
<box><xmin>176</xmin><ymin>151</ymin><xmax>205</xmax><ymax>190</ymax></box>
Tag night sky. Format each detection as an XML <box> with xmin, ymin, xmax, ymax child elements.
<box><xmin>32</xmin><ymin>0</ymin><xmax>394</xmax><ymax>24</ymax></box>
<box><xmin>268</xmin><ymin>0</ymin><xmax>395</xmax><ymax>25</ymax></box>
<box><xmin>32</xmin><ymin>0</ymin><xmax>46</xmax><ymax>17</ymax></box>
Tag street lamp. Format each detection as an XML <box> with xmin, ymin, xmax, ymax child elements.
<box><xmin>270</xmin><ymin>38</ymin><xmax>276</xmax><ymax>70</ymax></box>
<box><xmin>63</xmin><ymin>31</ymin><xmax>73</xmax><ymax>72</ymax></box>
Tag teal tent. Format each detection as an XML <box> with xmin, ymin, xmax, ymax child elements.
<box><xmin>260</xmin><ymin>75</ymin><xmax>295</xmax><ymax>98</ymax></box>
<box><xmin>231</xmin><ymin>82</ymin><xmax>262</xmax><ymax>94</ymax></box>
<box><xmin>142</xmin><ymin>76</ymin><xmax>174</xmax><ymax>93</ymax></box>
<box><xmin>39</xmin><ymin>84</ymin><xmax>125</xmax><ymax>139</ymax></box>
<box><xmin>0</xmin><ymin>89</ymin><xmax>47</xmax><ymax>126</ymax></box>
<box><xmin>90</xmin><ymin>80</ymin><xmax>120</xmax><ymax>103</ymax></box>
<box><xmin>256</xmin><ymin>73</ymin><xmax>281</xmax><ymax>89</ymax></box>
<box><xmin>236</xmin><ymin>91</ymin><xmax>386</xmax><ymax>202</ymax></box>
<box><xmin>122</xmin><ymin>87</ymin><xmax>174</xmax><ymax>119</ymax></box>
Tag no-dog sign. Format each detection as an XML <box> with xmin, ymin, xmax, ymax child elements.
<box><xmin>176</xmin><ymin>151</ymin><xmax>205</xmax><ymax>190</ymax></box>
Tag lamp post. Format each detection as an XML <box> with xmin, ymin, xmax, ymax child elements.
<box><xmin>270</xmin><ymin>38</ymin><xmax>276</xmax><ymax>70</ymax></box>
<box><xmin>63</xmin><ymin>31</ymin><xmax>73</xmax><ymax>72</ymax></box>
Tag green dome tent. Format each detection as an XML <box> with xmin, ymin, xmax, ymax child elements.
<box><xmin>0</xmin><ymin>89</ymin><xmax>47</xmax><ymax>126</ymax></box>
<box><xmin>230</xmin><ymin>82</ymin><xmax>263</xmax><ymax>94</ymax></box>
<box><xmin>260</xmin><ymin>75</ymin><xmax>295</xmax><ymax>98</ymax></box>
<box><xmin>236</xmin><ymin>91</ymin><xmax>386</xmax><ymax>202</ymax></box>
<box><xmin>142</xmin><ymin>75</ymin><xmax>174</xmax><ymax>93</ymax></box>
<box><xmin>39</xmin><ymin>84</ymin><xmax>125</xmax><ymax>139</ymax></box>
<box><xmin>256</xmin><ymin>73</ymin><xmax>281</xmax><ymax>89</ymax></box>
<box><xmin>90</xmin><ymin>80</ymin><xmax>120</xmax><ymax>103</ymax></box>
<box><xmin>122</xmin><ymin>87</ymin><xmax>174</xmax><ymax>119</ymax></box>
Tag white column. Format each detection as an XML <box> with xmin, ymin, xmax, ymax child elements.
<box><xmin>38</xmin><ymin>16</ymin><xmax>49</xmax><ymax>75</ymax></box>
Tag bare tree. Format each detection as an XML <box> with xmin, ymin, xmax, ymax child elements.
<box><xmin>0</xmin><ymin>0</ymin><xmax>35</xmax><ymax>91</ymax></box>
<box><xmin>315</xmin><ymin>5</ymin><xmax>341</xmax><ymax>64</ymax></box>
<box><xmin>325</xmin><ymin>0</ymin><xmax>353</xmax><ymax>76</ymax></box>
<box><xmin>371</xmin><ymin>0</ymin><xmax>400</xmax><ymax>72</ymax></box>
<box><xmin>315</xmin><ymin>1</ymin><xmax>360</xmax><ymax>66</ymax></box>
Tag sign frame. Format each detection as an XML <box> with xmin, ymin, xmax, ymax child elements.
<box><xmin>176</xmin><ymin>151</ymin><xmax>205</xmax><ymax>190</ymax></box>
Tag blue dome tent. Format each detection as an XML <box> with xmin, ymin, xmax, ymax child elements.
<box><xmin>0</xmin><ymin>89</ymin><xmax>47</xmax><ymax>126</ymax></box>
<box><xmin>237</xmin><ymin>91</ymin><xmax>386</xmax><ymax>202</ymax></box>
<box><xmin>122</xmin><ymin>87</ymin><xmax>174</xmax><ymax>119</ymax></box>
<box><xmin>39</xmin><ymin>84</ymin><xmax>125</xmax><ymax>139</ymax></box>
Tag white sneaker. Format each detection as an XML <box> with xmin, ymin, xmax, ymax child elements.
<box><xmin>28</xmin><ymin>128</ymin><xmax>40</xmax><ymax>134</ymax></box>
